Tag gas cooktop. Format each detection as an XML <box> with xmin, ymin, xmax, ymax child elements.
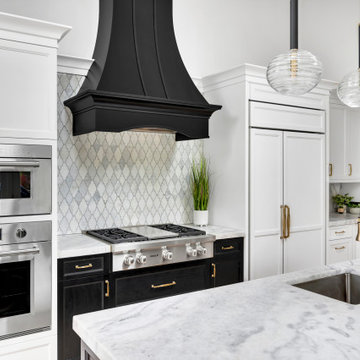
<box><xmin>87</xmin><ymin>224</ymin><xmax>214</xmax><ymax>272</ymax></box>
<box><xmin>87</xmin><ymin>224</ymin><xmax>206</xmax><ymax>244</ymax></box>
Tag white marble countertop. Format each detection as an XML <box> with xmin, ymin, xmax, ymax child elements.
<box><xmin>186</xmin><ymin>224</ymin><xmax>245</xmax><ymax>239</ymax></box>
<box><xmin>329</xmin><ymin>212</ymin><xmax>359</xmax><ymax>227</ymax></box>
<box><xmin>74</xmin><ymin>260</ymin><xmax>360</xmax><ymax>360</ymax></box>
<box><xmin>57</xmin><ymin>234</ymin><xmax>111</xmax><ymax>259</ymax></box>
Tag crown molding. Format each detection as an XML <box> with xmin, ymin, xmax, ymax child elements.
<box><xmin>0</xmin><ymin>11</ymin><xmax>71</xmax><ymax>47</ymax></box>
<box><xmin>57</xmin><ymin>54</ymin><xmax>94</xmax><ymax>76</ymax></box>
<box><xmin>199</xmin><ymin>63</ymin><xmax>338</xmax><ymax>94</ymax></box>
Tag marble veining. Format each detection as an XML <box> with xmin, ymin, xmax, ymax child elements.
<box><xmin>57</xmin><ymin>234</ymin><xmax>111</xmax><ymax>259</ymax></box>
<box><xmin>186</xmin><ymin>224</ymin><xmax>245</xmax><ymax>239</ymax></box>
<box><xmin>74</xmin><ymin>260</ymin><xmax>360</xmax><ymax>360</ymax></box>
<box><xmin>329</xmin><ymin>212</ymin><xmax>358</xmax><ymax>227</ymax></box>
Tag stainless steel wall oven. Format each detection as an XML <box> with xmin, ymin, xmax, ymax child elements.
<box><xmin>0</xmin><ymin>144</ymin><xmax>51</xmax><ymax>217</ymax></box>
<box><xmin>0</xmin><ymin>221</ymin><xmax>52</xmax><ymax>339</ymax></box>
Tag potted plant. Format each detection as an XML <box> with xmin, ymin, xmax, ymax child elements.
<box><xmin>332</xmin><ymin>193</ymin><xmax>353</xmax><ymax>214</ymax></box>
<box><xmin>348</xmin><ymin>202</ymin><xmax>360</xmax><ymax>215</ymax></box>
<box><xmin>191</xmin><ymin>155</ymin><xmax>210</xmax><ymax>226</ymax></box>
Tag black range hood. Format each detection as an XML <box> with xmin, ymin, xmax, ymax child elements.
<box><xmin>64</xmin><ymin>0</ymin><xmax>221</xmax><ymax>141</ymax></box>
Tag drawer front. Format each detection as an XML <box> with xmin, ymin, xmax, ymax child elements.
<box><xmin>328</xmin><ymin>240</ymin><xmax>352</xmax><ymax>265</ymax></box>
<box><xmin>59</xmin><ymin>254</ymin><xmax>108</xmax><ymax>280</ymax></box>
<box><xmin>215</xmin><ymin>237</ymin><xmax>243</xmax><ymax>255</ymax></box>
<box><xmin>250</xmin><ymin>101</ymin><xmax>325</xmax><ymax>133</ymax></box>
<box><xmin>114</xmin><ymin>263</ymin><xmax>208</xmax><ymax>306</ymax></box>
<box><xmin>329</xmin><ymin>226</ymin><xmax>353</xmax><ymax>240</ymax></box>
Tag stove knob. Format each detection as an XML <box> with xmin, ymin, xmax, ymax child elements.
<box><xmin>136</xmin><ymin>254</ymin><xmax>147</xmax><ymax>264</ymax></box>
<box><xmin>186</xmin><ymin>245</ymin><xmax>197</xmax><ymax>257</ymax></box>
<box><xmin>196</xmin><ymin>245</ymin><xmax>207</xmax><ymax>256</ymax></box>
<box><xmin>16</xmin><ymin>228</ymin><xmax>27</xmax><ymax>239</ymax></box>
<box><xmin>123</xmin><ymin>255</ymin><xmax>135</xmax><ymax>266</ymax></box>
<box><xmin>162</xmin><ymin>249</ymin><xmax>173</xmax><ymax>261</ymax></box>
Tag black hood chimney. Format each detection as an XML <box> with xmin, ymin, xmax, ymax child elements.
<box><xmin>64</xmin><ymin>0</ymin><xmax>221</xmax><ymax>141</ymax></box>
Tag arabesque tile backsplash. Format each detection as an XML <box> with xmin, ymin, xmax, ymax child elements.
<box><xmin>57</xmin><ymin>73</ymin><xmax>203</xmax><ymax>234</ymax></box>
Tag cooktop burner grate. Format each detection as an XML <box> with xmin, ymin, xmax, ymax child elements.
<box><xmin>87</xmin><ymin>228</ymin><xmax>147</xmax><ymax>243</ymax></box>
<box><xmin>150</xmin><ymin>224</ymin><xmax>206</xmax><ymax>237</ymax></box>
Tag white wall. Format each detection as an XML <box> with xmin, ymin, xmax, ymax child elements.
<box><xmin>0</xmin><ymin>0</ymin><xmax>358</xmax><ymax>81</ymax></box>
<box><xmin>0</xmin><ymin>0</ymin><xmax>98</xmax><ymax>59</ymax></box>
<box><xmin>174</xmin><ymin>0</ymin><xmax>288</xmax><ymax>78</ymax></box>
<box><xmin>174</xmin><ymin>0</ymin><xmax>360</xmax><ymax>81</ymax></box>
<box><xmin>300</xmin><ymin>0</ymin><xmax>360</xmax><ymax>82</ymax></box>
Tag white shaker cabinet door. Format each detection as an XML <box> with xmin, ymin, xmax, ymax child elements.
<box><xmin>250</xmin><ymin>129</ymin><xmax>283</xmax><ymax>279</ymax></box>
<box><xmin>0</xmin><ymin>335</ymin><xmax>56</xmax><ymax>360</ymax></box>
<box><xmin>0</xmin><ymin>39</ymin><xmax>57</xmax><ymax>140</ymax></box>
<box><xmin>329</xmin><ymin>104</ymin><xmax>346</xmax><ymax>180</ymax></box>
<box><xmin>345</xmin><ymin>109</ymin><xmax>360</xmax><ymax>181</ymax></box>
<box><xmin>283</xmin><ymin>132</ymin><xmax>325</xmax><ymax>273</ymax></box>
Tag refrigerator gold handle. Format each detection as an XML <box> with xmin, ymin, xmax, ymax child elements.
<box><xmin>280</xmin><ymin>205</ymin><xmax>286</xmax><ymax>239</ymax></box>
<box><xmin>284</xmin><ymin>205</ymin><xmax>290</xmax><ymax>239</ymax></box>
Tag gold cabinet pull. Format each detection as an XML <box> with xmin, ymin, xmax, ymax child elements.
<box><xmin>329</xmin><ymin>163</ymin><xmax>333</xmax><ymax>177</ymax></box>
<box><xmin>335</xmin><ymin>231</ymin><xmax>346</xmax><ymax>235</ymax></box>
<box><xmin>335</xmin><ymin>246</ymin><xmax>346</xmax><ymax>250</ymax></box>
<box><xmin>211</xmin><ymin>263</ymin><xmax>216</xmax><ymax>278</ymax></box>
<box><xmin>105</xmin><ymin>280</ymin><xmax>110</xmax><ymax>297</ymax></box>
<box><xmin>348</xmin><ymin>164</ymin><xmax>353</xmax><ymax>176</ymax></box>
<box><xmin>221</xmin><ymin>246</ymin><xmax>234</xmax><ymax>251</ymax></box>
<box><xmin>75</xmin><ymin>263</ymin><xmax>93</xmax><ymax>270</ymax></box>
<box><xmin>151</xmin><ymin>281</ymin><xmax>176</xmax><ymax>289</ymax></box>
<box><xmin>280</xmin><ymin>205</ymin><xmax>286</xmax><ymax>239</ymax></box>
<box><xmin>283</xmin><ymin>205</ymin><xmax>291</xmax><ymax>239</ymax></box>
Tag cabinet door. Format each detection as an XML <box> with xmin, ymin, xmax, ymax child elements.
<box><xmin>0</xmin><ymin>39</ymin><xmax>57</xmax><ymax>139</ymax></box>
<box><xmin>0</xmin><ymin>335</ymin><xmax>56</xmax><ymax>360</ymax></box>
<box><xmin>329</xmin><ymin>104</ymin><xmax>346</xmax><ymax>180</ymax></box>
<box><xmin>250</xmin><ymin>129</ymin><xmax>283</xmax><ymax>279</ymax></box>
<box><xmin>283</xmin><ymin>132</ymin><xmax>325</xmax><ymax>273</ymax></box>
<box><xmin>345</xmin><ymin>109</ymin><xmax>360</xmax><ymax>180</ymax></box>
<box><xmin>211</xmin><ymin>253</ymin><xmax>243</xmax><ymax>287</ymax></box>
<box><xmin>58</xmin><ymin>277</ymin><xmax>106</xmax><ymax>360</ymax></box>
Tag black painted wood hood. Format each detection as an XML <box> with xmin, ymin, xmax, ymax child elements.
<box><xmin>64</xmin><ymin>0</ymin><xmax>221</xmax><ymax>141</ymax></box>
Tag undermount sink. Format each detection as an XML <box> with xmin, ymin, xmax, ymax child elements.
<box><xmin>293</xmin><ymin>273</ymin><xmax>360</xmax><ymax>305</ymax></box>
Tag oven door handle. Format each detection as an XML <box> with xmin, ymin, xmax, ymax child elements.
<box><xmin>0</xmin><ymin>247</ymin><xmax>40</xmax><ymax>257</ymax></box>
<box><xmin>0</xmin><ymin>160</ymin><xmax>40</xmax><ymax>168</ymax></box>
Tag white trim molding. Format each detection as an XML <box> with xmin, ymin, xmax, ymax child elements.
<box><xmin>57</xmin><ymin>54</ymin><xmax>94</xmax><ymax>76</ymax></box>
<box><xmin>0</xmin><ymin>12</ymin><xmax>71</xmax><ymax>48</ymax></box>
<box><xmin>200</xmin><ymin>64</ymin><xmax>338</xmax><ymax>93</ymax></box>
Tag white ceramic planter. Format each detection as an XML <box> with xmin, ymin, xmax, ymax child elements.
<box><xmin>350</xmin><ymin>207</ymin><xmax>360</xmax><ymax>215</ymax></box>
<box><xmin>193</xmin><ymin>210</ymin><xmax>208</xmax><ymax>226</ymax></box>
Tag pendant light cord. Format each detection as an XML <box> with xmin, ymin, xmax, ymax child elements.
<box><xmin>290</xmin><ymin>0</ymin><xmax>298</xmax><ymax>49</ymax></box>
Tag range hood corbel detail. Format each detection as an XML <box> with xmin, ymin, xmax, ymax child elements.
<box><xmin>64</xmin><ymin>0</ymin><xmax>221</xmax><ymax>141</ymax></box>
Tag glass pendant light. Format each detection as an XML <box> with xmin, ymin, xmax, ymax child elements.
<box><xmin>266</xmin><ymin>0</ymin><xmax>323</xmax><ymax>96</ymax></box>
<box><xmin>337</xmin><ymin>26</ymin><xmax>360</xmax><ymax>107</ymax></box>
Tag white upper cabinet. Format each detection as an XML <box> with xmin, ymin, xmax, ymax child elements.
<box><xmin>329</xmin><ymin>100</ymin><xmax>360</xmax><ymax>182</ymax></box>
<box><xmin>0</xmin><ymin>12</ymin><xmax>70</xmax><ymax>140</ymax></box>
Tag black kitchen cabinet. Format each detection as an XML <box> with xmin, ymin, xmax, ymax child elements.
<box><xmin>58</xmin><ymin>240</ymin><xmax>243</xmax><ymax>360</ymax></box>
<box><xmin>211</xmin><ymin>237</ymin><xmax>244</xmax><ymax>287</ymax></box>
<box><xmin>58</xmin><ymin>254</ymin><xmax>111</xmax><ymax>360</ymax></box>
<box><xmin>111</xmin><ymin>260</ymin><xmax>211</xmax><ymax>307</ymax></box>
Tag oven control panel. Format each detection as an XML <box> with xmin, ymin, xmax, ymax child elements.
<box><xmin>0</xmin><ymin>221</ymin><xmax>51</xmax><ymax>245</ymax></box>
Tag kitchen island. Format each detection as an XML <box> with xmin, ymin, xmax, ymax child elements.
<box><xmin>74</xmin><ymin>260</ymin><xmax>360</xmax><ymax>360</ymax></box>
